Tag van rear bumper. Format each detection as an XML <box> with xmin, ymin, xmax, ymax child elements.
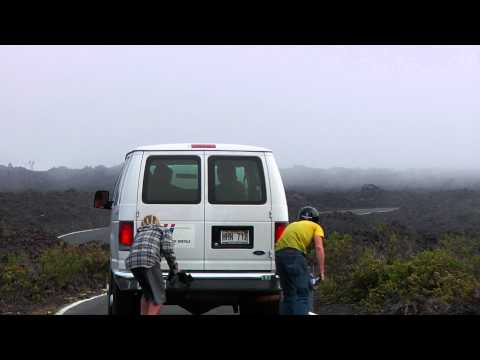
<box><xmin>112</xmin><ymin>270</ymin><xmax>281</xmax><ymax>301</ymax></box>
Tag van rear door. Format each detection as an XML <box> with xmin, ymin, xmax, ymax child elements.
<box><xmin>136</xmin><ymin>151</ymin><xmax>205</xmax><ymax>271</ymax></box>
<box><xmin>204</xmin><ymin>152</ymin><xmax>273</xmax><ymax>271</ymax></box>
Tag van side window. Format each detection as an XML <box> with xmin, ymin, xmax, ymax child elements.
<box><xmin>142</xmin><ymin>156</ymin><xmax>201</xmax><ymax>204</ymax></box>
<box><xmin>208</xmin><ymin>156</ymin><xmax>266</xmax><ymax>204</ymax></box>
<box><xmin>112</xmin><ymin>171</ymin><xmax>122</xmax><ymax>206</ymax></box>
<box><xmin>113</xmin><ymin>157</ymin><xmax>130</xmax><ymax>206</ymax></box>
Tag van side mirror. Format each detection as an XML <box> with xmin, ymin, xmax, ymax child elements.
<box><xmin>94</xmin><ymin>190</ymin><xmax>113</xmax><ymax>209</ymax></box>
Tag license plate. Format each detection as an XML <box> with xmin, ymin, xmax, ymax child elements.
<box><xmin>220</xmin><ymin>230</ymin><xmax>250</xmax><ymax>244</ymax></box>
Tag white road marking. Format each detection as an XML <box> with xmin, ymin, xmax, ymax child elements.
<box><xmin>57</xmin><ymin>228</ymin><xmax>107</xmax><ymax>239</ymax></box>
<box><xmin>56</xmin><ymin>293</ymin><xmax>106</xmax><ymax>315</ymax></box>
<box><xmin>57</xmin><ymin>227</ymin><xmax>110</xmax><ymax>245</ymax></box>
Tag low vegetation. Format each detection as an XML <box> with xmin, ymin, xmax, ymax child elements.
<box><xmin>310</xmin><ymin>231</ymin><xmax>480</xmax><ymax>314</ymax></box>
<box><xmin>0</xmin><ymin>237</ymin><xmax>109</xmax><ymax>314</ymax></box>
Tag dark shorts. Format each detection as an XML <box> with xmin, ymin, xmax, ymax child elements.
<box><xmin>131</xmin><ymin>264</ymin><xmax>166</xmax><ymax>305</ymax></box>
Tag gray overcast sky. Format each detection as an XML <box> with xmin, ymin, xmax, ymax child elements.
<box><xmin>1</xmin><ymin>45</ymin><xmax>479</xmax><ymax>171</ymax></box>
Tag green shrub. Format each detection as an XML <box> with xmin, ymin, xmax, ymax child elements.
<box><xmin>308</xmin><ymin>231</ymin><xmax>357</xmax><ymax>276</ymax></box>
<box><xmin>38</xmin><ymin>243</ymin><xmax>109</xmax><ymax>289</ymax></box>
<box><xmin>0</xmin><ymin>253</ymin><xmax>41</xmax><ymax>303</ymax></box>
<box><xmin>404</xmin><ymin>250</ymin><xmax>477</xmax><ymax>304</ymax></box>
<box><xmin>311</xmin><ymin>232</ymin><xmax>362</xmax><ymax>303</ymax></box>
<box><xmin>316</xmin><ymin>278</ymin><xmax>342</xmax><ymax>304</ymax></box>
<box><xmin>312</xmin><ymin>230</ymin><xmax>480</xmax><ymax>314</ymax></box>
<box><xmin>350</xmin><ymin>249</ymin><xmax>388</xmax><ymax>304</ymax></box>
<box><xmin>350</xmin><ymin>249</ymin><xmax>479</xmax><ymax>313</ymax></box>
<box><xmin>1</xmin><ymin>242</ymin><xmax>110</xmax><ymax>311</ymax></box>
<box><xmin>78</xmin><ymin>243</ymin><xmax>110</xmax><ymax>282</ymax></box>
<box><xmin>38</xmin><ymin>245</ymin><xmax>84</xmax><ymax>288</ymax></box>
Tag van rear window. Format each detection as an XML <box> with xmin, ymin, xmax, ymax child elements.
<box><xmin>208</xmin><ymin>156</ymin><xmax>266</xmax><ymax>204</ymax></box>
<box><xmin>142</xmin><ymin>156</ymin><xmax>201</xmax><ymax>204</ymax></box>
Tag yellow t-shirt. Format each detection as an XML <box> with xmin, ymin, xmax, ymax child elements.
<box><xmin>275</xmin><ymin>220</ymin><xmax>325</xmax><ymax>254</ymax></box>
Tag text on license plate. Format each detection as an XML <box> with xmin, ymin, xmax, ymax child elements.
<box><xmin>220</xmin><ymin>230</ymin><xmax>250</xmax><ymax>244</ymax></box>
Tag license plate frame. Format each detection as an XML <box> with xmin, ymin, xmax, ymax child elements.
<box><xmin>212</xmin><ymin>226</ymin><xmax>254</xmax><ymax>249</ymax></box>
<box><xmin>220</xmin><ymin>229</ymin><xmax>250</xmax><ymax>245</ymax></box>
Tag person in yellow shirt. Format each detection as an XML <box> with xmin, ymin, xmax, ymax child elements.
<box><xmin>275</xmin><ymin>206</ymin><xmax>325</xmax><ymax>315</ymax></box>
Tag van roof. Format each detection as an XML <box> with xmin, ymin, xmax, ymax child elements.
<box><xmin>129</xmin><ymin>143</ymin><xmax>272</xmax><ymax>153</ymax></box>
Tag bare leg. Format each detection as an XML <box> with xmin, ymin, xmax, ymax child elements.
<box><xmin>140</xmin><ymin>296</ymin><xmax>148</xmax><ymax>315</ymax></box>
<box><xmin>145</xmin><ymin>301</ymin><xmax>162</xmax><ymax>315</ymax></box>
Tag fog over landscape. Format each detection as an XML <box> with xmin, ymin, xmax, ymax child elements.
<box><xmin>4</xmin><ymin>46</ymin><xmax>480</xmax><ymax>315</ymax></box>
<box><xmin>1</xmin><ymin>45</ymin><xmax>480</xmax><ymax>177</ymax></box>
<box><xmin>2</xmin><ymin>163</ymin><xmax>480</xmax><ymax>192</ymax></box>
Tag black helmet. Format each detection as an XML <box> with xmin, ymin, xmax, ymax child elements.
<box><xmin>298</xmin><ymin>206</ymin><xmax>320</xmax><ymax>223</ymax></box>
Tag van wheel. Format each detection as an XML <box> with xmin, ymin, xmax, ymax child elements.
<box><xmin>108</xmin><ymin>272</ymin><xmax>141</xmax><ymax>316</ymax></box>
<box><xmin>107</xmin><ymin>279</ymin><xmax>112</xmax><ymax>315</ymax></box>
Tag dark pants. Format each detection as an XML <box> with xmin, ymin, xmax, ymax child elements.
<box><xmin>275</xmin><ymin>248</ymin><xmax>311</xmax><ymax>315</ymax></box>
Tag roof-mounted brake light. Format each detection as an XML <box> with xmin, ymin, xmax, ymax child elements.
<box><xmin>191</xmin><ymin>144</ymin><xmax>216</xmax><ymax>148</ymax></box>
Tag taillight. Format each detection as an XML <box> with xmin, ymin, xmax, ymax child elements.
<box><xmin>275</xmin><ymin>222</ymin><xmax>288</xmax><ymax>242</ymax></box>
<box><xmin>119</xmin><ymin>221</ymin><xmax>134</xmax><ymax>247</ymax></box>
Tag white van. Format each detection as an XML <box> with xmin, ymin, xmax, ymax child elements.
<box><xmin>94</xmin><ymin>143</ymin><xmax>289</xmax><ymax>315</ymax></box>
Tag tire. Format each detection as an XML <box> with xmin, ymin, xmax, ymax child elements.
<box><xmin>107</xmin><ymin>278</ymin><xmax>113</xmax><ymax>315</ymax></box>
<box><xmin>108</xmin><ymin>272</ymin><xmax>141</xmax><ymax>316</ymax></box>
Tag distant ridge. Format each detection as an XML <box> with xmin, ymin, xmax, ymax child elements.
<box><xmin>1</xmin><ymin>163</ymin><xmax>480</xmax><ymax>192</ymax></box>
<box><xmin>0</xmin><ymin>164</ymin><xmax>122</xmax><ymax>192</ymax></box>
<box><xmin>282</xmin><ymin>166</ymin><xmax>480</xmax><ymax>191</ymax></box>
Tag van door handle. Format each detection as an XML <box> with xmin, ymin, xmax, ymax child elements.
<box><xmin>253</xmin><ymin>250</ymin><xmax>266</xmax><ymax>256</ymax></box>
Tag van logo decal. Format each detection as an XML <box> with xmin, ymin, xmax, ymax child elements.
<box><xmin>161</xmin><ymin>224</ymin><xmax>176</xmax><ymax>235</ymax></box>
<box><xmin>160</xmin><ymin>224</ymin><xmax>194</xmax><ymax>248</ymax></box>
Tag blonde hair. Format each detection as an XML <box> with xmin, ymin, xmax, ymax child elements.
<box><xmin>142</xmin><ymin>215</ymin><xmax>160</xmax><ymax>226</ymax></box>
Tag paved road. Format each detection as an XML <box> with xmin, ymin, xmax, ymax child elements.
<box><xmin>59</xmin><ymin>293</ymin><xmax>237</xmax><ymax>315</ymax></box>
